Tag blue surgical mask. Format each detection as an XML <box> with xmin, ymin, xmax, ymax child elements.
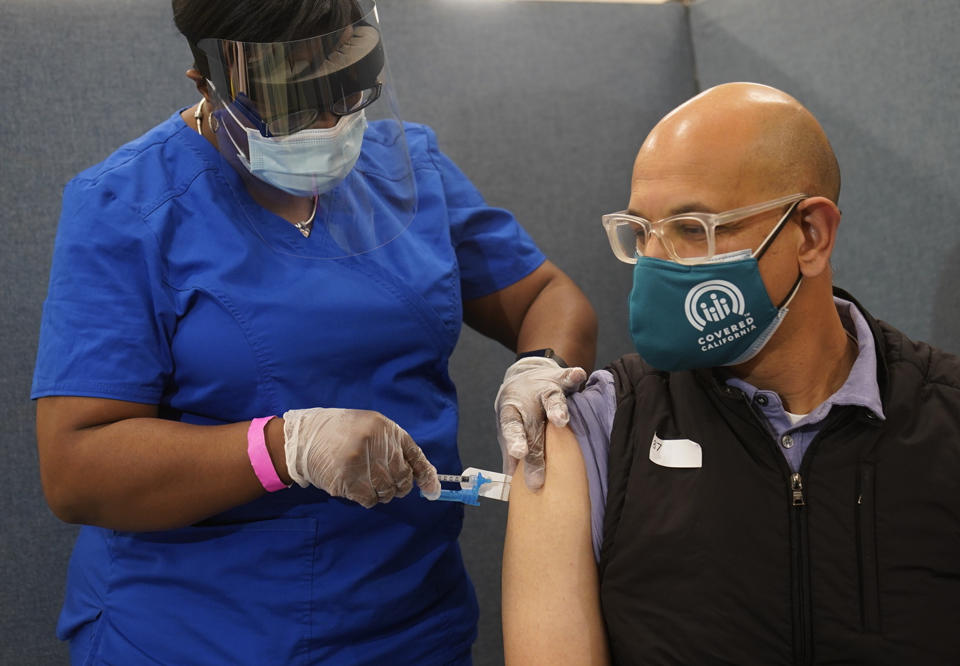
<box><xmin>628</xmin><ymin>248</ymin><xmax>802</xmax><ymax>372</ymax></box>
<box><xmin>223</xmin><ymin>108</ymin><xmax>368</xmax><ymax>197</ymax></box>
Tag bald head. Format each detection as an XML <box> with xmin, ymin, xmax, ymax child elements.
<box><xmin>633</xmin><ymin>83</ymin><xmax>840</xmax><ymax>207</ymax></box>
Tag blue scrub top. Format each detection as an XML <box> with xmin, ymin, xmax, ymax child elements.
<box><xmin>32</xmin><ymin>111</ymin><xmax>545</xmax><ymax>664</ymax></box>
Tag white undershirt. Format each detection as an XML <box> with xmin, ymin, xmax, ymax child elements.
<box><xmin>785</xmin><ymin>410</ymin><xmax>807</xmax><ymax>426</ymax></box>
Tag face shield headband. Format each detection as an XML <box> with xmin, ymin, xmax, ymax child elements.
<box><xmin>193</xmin><ymin>8</ymin><xmax>385</xmax><ymax>137</ymax></box>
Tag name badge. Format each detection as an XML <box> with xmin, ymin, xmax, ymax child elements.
<box><xmin>649</xmin><ymin>433</ymin><xmax>702</xmax><ymax>469</ymax></box>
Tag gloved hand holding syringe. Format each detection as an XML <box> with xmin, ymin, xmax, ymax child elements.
<box><xmin>421</xmin><ymin>467</ymin><xmax>512</xmax><ymax>505</ymax></box>
<box><xmin>281</xmin><ymin>406</ymin><xmax>511</xmax><ymax>507</ymax></box>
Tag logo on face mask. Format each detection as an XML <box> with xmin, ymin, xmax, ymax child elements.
<box><xmin>684</xmin><ymin>280</ymin><xmax>746</xmax><ymax>331</ymax></box>
<box><xmin>682</xmin><ymin>280</ymin><xmax>757</xmax><ymax>352</ymax></box>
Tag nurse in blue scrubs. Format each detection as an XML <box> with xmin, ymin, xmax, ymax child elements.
<box><xmin>31</xmin><ymin>0</ymin><xmax>596</xmax><ymax>663</ymax></box>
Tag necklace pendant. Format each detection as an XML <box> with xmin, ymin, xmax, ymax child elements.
<box><xmin>293</xmin><ymin>195</ymin><xmax>319</xmax><ymax>239</ymax></box>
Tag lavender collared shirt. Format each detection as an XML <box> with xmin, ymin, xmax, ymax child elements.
<box><xmin>567</xmin><ymin>297</ymin><xmax>886</xmax><ymax>562</ymax></box>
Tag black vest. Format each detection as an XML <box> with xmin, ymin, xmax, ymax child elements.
<box><xmin>599</xmin><ymin>290</ymin><xmax>960</xmax><ymax>665</ymax></box>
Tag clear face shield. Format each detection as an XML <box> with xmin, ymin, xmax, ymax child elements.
<box><xmin>193</xmin><ymin>0</ymin><xmax>416</xmax><ymax>258</ymax></box>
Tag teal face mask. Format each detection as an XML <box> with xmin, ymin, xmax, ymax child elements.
<box><xmin>628</xmin><ymin>250</ymin><xmax>802</xmax><ymax>371</ymax></box>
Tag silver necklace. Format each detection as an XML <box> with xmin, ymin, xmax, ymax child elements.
<box><xmin>293</xmin><ymin>196</ymin><xmax>320</xmax><ymax>238</ymax></box>
<box><xmin>194</xmin><ymin>98</ymin><xmax>318</xmax><ymax>239</ymax></box>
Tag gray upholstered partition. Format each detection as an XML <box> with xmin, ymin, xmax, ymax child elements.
<box><xmin>690</xmin><ymin>0</ymin><xmax>960</xmax><ymax>354</ymax></box>
<box><xmin>2</xmin><ymin>0</ymin><xmax>957</xmax><ymax>663</ymax></box>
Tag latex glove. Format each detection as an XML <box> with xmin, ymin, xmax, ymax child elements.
<box><xmin>282</xmin><ymin>407</ymin><xmax>441</xmax><ymax>508</ymax></box>
<box><xmin>495</xmin><ymin>357</ymin><xmax>587</xmax><ymax>489</ymax></box>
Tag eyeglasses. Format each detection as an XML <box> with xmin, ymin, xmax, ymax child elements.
<box><xmin>235</xmin><ymin>83</ymin><xmax>382</xmax><ymax>137</ymax></box>
<box><xmin>601</xmin><ymin>193</ymin><xmax>807</xmax><ymax>265</ymax></box>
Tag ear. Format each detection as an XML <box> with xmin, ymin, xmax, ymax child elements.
<box><xmin>185</xmin><ymin>68</ymin><xmax>215</xmax><ymax>105</ymax></box>
<box><xmin>795</xmin><ymin>196</ymin><xmax>840</xmax><ymax>278</ymax></box>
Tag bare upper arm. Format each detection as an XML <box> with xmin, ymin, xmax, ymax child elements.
<box><xmin>36</xmin><ymin>396</ymin><xmax>158</xmax><ymax>453</ymax></box>
<box><xmin>35</xmin><ymin>397</ymin><xmax>158</xmax><ymax>502</ymax></box>
<box><xmin>504</xmin><ymin>422</ymin><xmax>593</xmax><ymax>552</ymax></box>
<box><xmin>502</xmin><ymin>423</ymin><xmax>609</xmax><ymax>664</ymax></box>
<box><xmin>37</xmin><ymin>395</ymin><xmax>158</xmax><ymax>435</ymax></box>
<box><xmin>462</xmin><ymin>260</ymin><xmax>560</xmax><ymax>349</ymax></box>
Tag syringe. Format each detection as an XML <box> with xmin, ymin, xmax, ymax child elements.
<box><xmin>422</xmin><ymin>467</ymin><xmax>512</xmax><ymax>505</ymax></box>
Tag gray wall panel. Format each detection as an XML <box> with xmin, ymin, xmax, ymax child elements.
<box><xmin>690</xmin><ymin>0</ymin><xmax>960</xmax><ymax>354</ymax></box>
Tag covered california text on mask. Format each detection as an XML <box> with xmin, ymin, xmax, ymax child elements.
<box><xmin>192</xmin><ymin>0</ymin><xmax>417</xmax><ymax>259</ymax></box>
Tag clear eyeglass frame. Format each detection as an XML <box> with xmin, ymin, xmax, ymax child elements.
<box><xmin>601</xmin><ymin>193</ymin><xmax>808</xmax><ymax>265</ymax></box>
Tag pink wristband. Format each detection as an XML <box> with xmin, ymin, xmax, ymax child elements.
<box><xmin>247</xmin><ymin>416</ymin><xmax>289</xmax><ymax>492</ymax></box>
